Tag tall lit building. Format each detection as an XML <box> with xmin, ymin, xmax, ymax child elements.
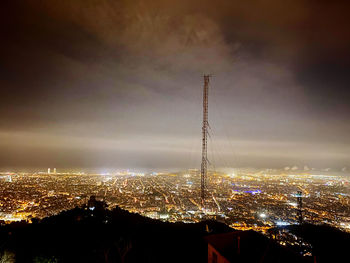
<box><xmin>54</xmin><ymin>168</ymin><xmax>56</xmax><ymax>174</ymax></box>
<box><xmin>48</xmin><ymin>168</ymin><xmax>51</xmax><ymax>174</ymax></box>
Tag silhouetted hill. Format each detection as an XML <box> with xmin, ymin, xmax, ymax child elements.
<box><xmin>0</xmin><ymin>202</ymin><xmax>232</xmax><ymax>263</ymax></box>
<box><xmin>287</xmin><ymin>224</ymin><xmax>350</xmax><ymax>263</ymax></box>
<box><xmin>0</xmin><ymin>199</ymin><xmax>346</xmax><ymax>263</ymax></box>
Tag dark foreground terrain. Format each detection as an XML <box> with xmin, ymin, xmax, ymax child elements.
<box><xmin>0</xmin><ymin>198</ymin><xmax>348</xmax><ymax>263</ymax></box>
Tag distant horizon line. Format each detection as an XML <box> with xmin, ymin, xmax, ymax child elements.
<box><xmin>0</xmin><ymin>166</ymin><xmax>348</xmax><ymax>174</ymax></box>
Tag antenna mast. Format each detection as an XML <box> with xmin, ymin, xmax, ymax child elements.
<box><xmin>201</xmin><ymin>75</ymin><xmax>210</xmax><ymax>206</ymax></box>
<box><xmin>297</xmin><ymin>191</ymin><xmax>303</xmax><ymax>225</ymax></box>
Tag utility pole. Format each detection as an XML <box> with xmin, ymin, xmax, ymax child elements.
<box><xmin>201</xmin><ymin>75</ymin><xmax>210</xmax><ymax>207</ymax></box>
<box><xmin>296</xmin><ymin>191</ymin><xmax>304</xmax><ymax>254</ymax></box>
<box><xmin>297</xmin><ymin>191</ymin><xmax>303</xmax><ymax>225</ymax></box>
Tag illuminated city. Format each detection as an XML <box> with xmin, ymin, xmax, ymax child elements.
<box><xmin>2</xmin><ymin>0</ymin><xmax>350</xmax><ymax>262</ymax></box>
<box><xmin>1</xmin><ymin>168</ymin><xmax>349</xmax><ymax>234</ymax></box>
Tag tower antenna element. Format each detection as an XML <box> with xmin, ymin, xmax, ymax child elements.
<box><xmin>201</xmin><ymin>75</ymin><xmax>210</xmax><ymax>207</ymax></box>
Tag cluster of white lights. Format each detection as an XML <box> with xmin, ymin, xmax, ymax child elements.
<box><xmin>259</xmin><ymin>213</ymin><xmax>267</xmax><ymax>218</ymax></box>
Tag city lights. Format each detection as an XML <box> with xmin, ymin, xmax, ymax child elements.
<box><xmin>0</xmin><ymin>168</ymin><xmax>349</xmax><ymax>234</ymax></box>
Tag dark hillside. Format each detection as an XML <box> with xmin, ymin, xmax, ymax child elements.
<box><xmin>287</xmin><ymin>224</ymin><xmax>350</xmax><ymax>263</ymax></box>
<box><xmin>0</xmin><ymin>199</ymin><xmax>334</xmax><ymax>263</ymax></box>
<box><xmin>0</xmin><ymin>203</ymin><xmax>231</xmax><ymax>263</ymax></box>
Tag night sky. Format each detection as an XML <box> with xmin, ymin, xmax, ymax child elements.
<box><xmin>1</xmin><ymin>0</ymin><xmax>350</xmax><ymax>171</ymax></box>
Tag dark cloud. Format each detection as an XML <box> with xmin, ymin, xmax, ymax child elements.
<box><xmin>1</xmin><ymin>0</ymin><xmax>349</xmax><ymax>170</ymax></box>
